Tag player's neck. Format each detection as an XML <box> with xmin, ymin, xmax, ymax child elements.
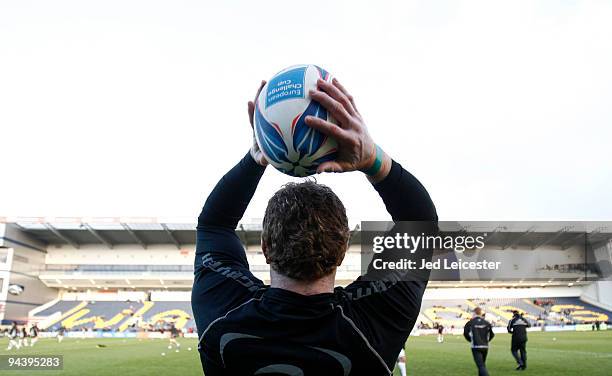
<box><xmin>269</xmin><ymin>270</ymin><xmax>335</xmax><ymax>296</ymax></box>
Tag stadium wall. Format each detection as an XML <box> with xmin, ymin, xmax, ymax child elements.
<box><xmin>422</xmin><ymin>286</ymin><xmax>583</xmax><ymax>300</ymax></box>
<box><xmin>43</xmin><ymin>243</ymin><xmax>362</xmax><ymax>265</ymax></box>
<box><xmin>42</xmin><ymin>243</ymin><xmax>586</xmax><ymax>279</ymax></box>
<box><xmin>0</xmin><ymin>223</ymin><xmax>58</xmax><ymax>322</ymax></box>
<box><xmin>581</xmin><ymin>241</ymin><xmax>612</xmax><ymax>310</ymax></box>
<box><xmin>581</xmin><ymin>281</ymin><xmax>612</xmax><ymax>311</ymax></box>
<box><xmin>40</xmin><ymin>244</ymin><xmax>363</xmax><ymax>285</ymax></box>
<box><xmin>45</xmin><ymin>244</ymin><xmax>195</xmax><ymax>265</ymax></box>
<box><xmin>59</xmin><ymin>290</ymin><xmax>148</xmax><ymax>301</ymax></box>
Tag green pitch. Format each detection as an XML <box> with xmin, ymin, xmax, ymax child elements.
<box><xmin>401</xmin><ymin>330</ymin><xmax>612</xmax><ymax>376</ymax></box>
<box><xmin>0</xmin><ymin>331</ymin><xmax>610</xmax><ymax>375</ymax></box>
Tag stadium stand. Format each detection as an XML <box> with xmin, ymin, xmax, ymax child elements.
<box><xmin>29</xmin><ymin>296</ymin><xmax>610</xmax><ymax>334</ymax></box>
<box><xmin>2</xmin><ymin>218</ymin><xmax>611</xmax><ymax>338</ymax></box>
<box><xmin>34</xmin><ymin>299</ymin><xmax>195</xmax><ymax>331</ymax></box>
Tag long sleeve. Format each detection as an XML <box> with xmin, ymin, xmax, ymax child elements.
<box><xmin>192</xmin><ymin>153</ymin><xmax>266</xmax><ymax>346</ymax></box>
<box><xmin>464</xmin><ymin>321</ymin><xmax>472</xmax><ymax>342</ymax></box>
<box><xmin>373</xmin><ymin>160</ymin><xmax>438</xmax><ymax>222</ymax></box>
<box><xmin>198</xmin><ymin>152</ymin><xmax>266</xmax><ymax>231</ymax></box>
<box><xmin>196</xmin><ymin>152</ymin><xmax>266</xmax><ymax>265</ymax></box>
<box><xmin>368</xmin><ymin>159</ymin><xmax>438</xmax><ymax>280</ymax></box>
<box><xmin>342</xmin><ymin>159</ymin><xmax>438</xmax><ymax>369</ymax></box>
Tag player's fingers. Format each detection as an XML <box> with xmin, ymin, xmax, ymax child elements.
<box><xmin>309</xmin><ymin>89</ymin><xmax>351</xmax><ymax>127</ymax></box>
<box><xmin>316</xmin><ymin>161</ymin><xmax>344</xmax><ymax>174</ymax></box>
<box><xmin>305</xmin><ymin>116</ymin><xmax>352</xmax><ymax>144</ymax></box>
<box><xmin>248</xmin><ymin>101</ymin><xmax>255</xmax><ymax>128</ymax></box>
<box><xmin>254</xmin><ymin>152</ymin><xmax>268</xmax><ymax>166</ymax></box>
<box><xmin>332</xmin><ymin>78</ymin><xmax>358</xmax><ymax>113</ymax></box>
<box><xmin>317</xmin><ymin>78</ymin><xmax>356</xmax><ymax>116</ymax></box>
<box><xmin>254</xmin><ymin>80</ymin><xmax>266</xmax><ymax>103</ymax></box>
<box><xmin>249</xmin><ymin>80</ymin><xmax>266</xmax><ymax>128</ymax></box>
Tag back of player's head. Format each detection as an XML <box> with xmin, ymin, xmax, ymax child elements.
<box><xmin>262</xmin><ymin>180</ymin><xmax>349</xmax><ymax>281</ymax></box>
<box><xmin>513</xmin><ymin>310</ymin><xmax>520</xmax><ymax>316</ymax></box>
<box><xmin>473</xmin><ymin>307</ymin><xmax>483</xmax><ymax>317</ymax></box>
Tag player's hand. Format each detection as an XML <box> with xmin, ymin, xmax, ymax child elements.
<box><xmin>305</xmin><ymin>78</ymin><xmax>378</xmax><ymax>174</ymax></box>
<box><xmin>247</xmin><ymin>80</ymin><xmax>268</xmax><ymax>167</ymax></box>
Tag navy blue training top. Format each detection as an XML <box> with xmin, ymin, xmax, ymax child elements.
<box><xmin>192</xmin><ymin>153</ymin><xmax>437</xmax><ymax>376</ymax></box>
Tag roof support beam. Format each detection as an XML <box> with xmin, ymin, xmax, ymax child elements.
<box><xmin>502</xmin><ymin>227</ymin><xmax>536</xmax><ymax>250</ymax></box>
<box><xmin>121</xmin><ymin>223</ymin><xmax>147</xmax><ymax>249</ymax></box>
<box><xmin>237</xmin><ymin>224</ymin><xmax>248</xmax><ymax>247</ymax></box>
<box><xmin>560</xmin><ymin>228</ymin><xmax>604</xmax><ymax>250</ymax></box>
<box><xmin>456</xmin><ymin>224</ymin><xmax>471</xmax><ymax>234</ymax></box>
<box><xmin>349</xmin><ymin>224</ymin><xmax>361</xmax><ymax>246</ymax></box>
<box><xmin>592</xmin><ymin>236</ymin><xmax>612</xmax><ymax>250</ymax></box>
<box><xmin>484</xmin><ymin>225</ymin><xmax>506</xmax><ymax>244</ymax></box>
<box><xmin>532</xmin><ymin>226</ymin><xmax>572</xmax><ymax>250</ymax></box>
<box><xmin>45</xmin><ymin>224</ymin><xmax>80</xmax><ymax>249</ymax></box>
<box><xmin>161</xmin><ymin>223</ymin><xmax>181</xmax><ymax>250</ymax></box>
<box><xmin>82</xmin><ymin>223</ymin><xmax>113</xmax><ymax>249</ymax></box>
<box><xmin>560</xmin><ymin>232</ymin><xmax>587</xmax><ymax>250</ymax></box>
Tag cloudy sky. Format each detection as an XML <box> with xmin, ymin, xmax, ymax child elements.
<box><xmin>1</xmin><ymin>0</ymin><xmax>611</xmax><ymax>225</ymax></box>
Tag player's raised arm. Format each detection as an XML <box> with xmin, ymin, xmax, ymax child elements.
<box><xmin>198</xmin><ymin>81</ymin><xmax>267</xmax><ymax>221</ymax></box>
<box><xmin>307</xmin><ymin>78</ymin><xmax>438</xmax><ymax>367</ymax></box>
<box><xmin>192</xmin><ymin>81</ymin><xmax>268</xmax><ymax>343</ymax></box>
<box><xmin>196</xmin><ymin>80</ymin><xmax>268</xmax><ymax>260</ymax></box>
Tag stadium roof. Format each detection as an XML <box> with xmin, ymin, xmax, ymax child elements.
<box><xmin>0</xmin><ymin>217</ymin><xmax>358</xmax><ymax>250</ymax></box>
<box><xmin>1</xmin><ymin>217</ymin><xmax>197</xmax><ymax>250</ymax></box>
<box><xmin>1</xmin><ymin>218</ymin><xmax>611</xmax><ymax>250</ymax></box>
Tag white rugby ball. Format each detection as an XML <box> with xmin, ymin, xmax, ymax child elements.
<box><xmin>254</xmin><ymin>64</ymin><xmax>338</xmax><ymax>177</ymax></box>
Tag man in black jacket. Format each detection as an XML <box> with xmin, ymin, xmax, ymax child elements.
<box><xmin>507</xmin><ymin>310</ymin><xmax>531</xmax><ymax>370</ymax></box>
<box><xmin>464</xmin><ymin>307</ymin><xmax>495</xmax><ymax>376</ymax></box>
<box><xmin>192</xmin><ymin>78</ymin><xmax>437</xmax><ymax>375</ymax></box>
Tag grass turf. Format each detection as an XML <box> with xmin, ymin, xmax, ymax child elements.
<box><xmin>0</xmin><ymin>331</ymin><xmax>610</xmax><ymax>375</ymax></box>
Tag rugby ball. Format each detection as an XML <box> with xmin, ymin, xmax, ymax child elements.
<box><xmin>254</xmin><ymin>64</ymin><xmax>338</xmax><ymax>177</ymax></box>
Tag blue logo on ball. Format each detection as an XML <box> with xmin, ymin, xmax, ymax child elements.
<box><xmin>266</xmin><ymin>66</ymin><xmax>306</xmax><ymax>108</ymax></box>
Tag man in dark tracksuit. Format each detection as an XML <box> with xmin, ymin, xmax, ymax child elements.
<box><xmin>192</xmin><ymin>78</ymin><xmax>437</xmax><ymax>375</ymax></box>
<box><xmin>508</xmin><ymin>310</ymin><xmax>530</xmax><ymax>370</ymax></box>
<box><xmin>464</xmin><ymin>307</ymin><xmax>495</xmax><ymax>376</ymax></box>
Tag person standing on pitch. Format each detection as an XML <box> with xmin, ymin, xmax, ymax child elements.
<box><xmin>507</xmin><ymin>310</ymin><xmax>530</xmax><ymax>370</ymax></box>
<box><xmin>57</xmin><ymin>326</ymin><xmax>65</xmax><ymax>343</ymax></box>
<box><xmin>192</xmin><ymin>78</ymin><xmax>437</xmax><ymax>375</ymax></box>
<box><xmin>19</xmin><ymin>326</ymin><xmax>27</xmax><ymax>347</ymax></box>
<box><xmin>168</xmin><ymin>323</ymin><xmax>181</xmax><ymax>352</ymax></box>
<box><xmin>6</xmin><ymin>322</ymin><xmax>20</xmax><ymax>350</ymax></box>
<box><xmin>464</xmin><ymin>307</ymin><xmax>495</xmax><ymax>376</ymax></box>
<box><xmin>28</xmin><ymin>323</ymin><xmax>40</xmax><ymax>347</ymax></box>
<box><xmin>437</xmin><ymin>324</ymin><xmax>445</xmax><ymax>343</ymax></box>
